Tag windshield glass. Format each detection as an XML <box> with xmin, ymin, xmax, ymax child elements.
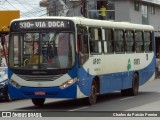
<box><xmin>9</xmin><ymin>32</ymin><xmax>75</xmax><ymax>69</ymax></box>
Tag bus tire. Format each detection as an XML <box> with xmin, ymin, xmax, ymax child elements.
<box><xmin>4</xmin><ymin>86</ymin><xmax>12</xmax><ymax>102</ymax></box>
<box><xmin>121</xmin><ymin>73</ymin><xmax>139</xmax><ymax>96</ymax></box>
<box><xmin>32</xmin><ymin>98</ymin><xmax>45</xmax><ymax>106</ymax></box>
<box><xmin>88</xmin><ymin>80</ymin><xmax>98</xmax><ymax>105</ymax></box>
<box><xmin>5</xmin><ymin>92</ymin><xmax>12</xmax><ymax>102</ymax></box>
<box><xmin>129</xmin><ymin>73</ymin><xmax>139</xmax><ymax>96</ymax></box>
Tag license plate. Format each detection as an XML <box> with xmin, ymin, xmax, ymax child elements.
<box><xmin>34</xmin><ymin>91</ymin><xmax>46</xmax><ymax>96</ymax></box>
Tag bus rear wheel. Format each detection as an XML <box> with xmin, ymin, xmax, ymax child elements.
<box><xmin>88</xmin><ymin>80</ymin><xmax>98</xmax><ymax>105</ymax></box>
<box><xmin>32</xmin><ymin>98</ymin><xmax>45</xmax><ymax>106</ymax></box>
<box><xmin>129</xmin><ymin>73</ymin><xmax>139</xmax><ymax>96</ymax></box>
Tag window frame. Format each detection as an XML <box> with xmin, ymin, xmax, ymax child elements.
<box><xmin>77</xmin><ymin>25</ymin><xmax>89</xmax><ymax>66</ymax></box>
<box><xmin>102</xmin><ymin>28</ymin><xmax>114</xmax><ymax>54</ymax></box>
<box><xmin>114</xmin><ymin>29</ymin><xmax>125</xmax><ymax>54</ymax></box>
<box><xmin>89</xmin><ymin>27</ymin><xmax>103</xmax><ymax>55</ymax></box>
<box><xmin>144</xmin><ymin>31</ymin><xmax>153</xmax><ymax>52</ymax></box>
<box><xmin>134</xmin><ymin>0</ymin><xmax>140</xmax><ymax>11</ymax></box>
<box><xmin>125</xmin><ymin>30</ymin><xmax>135</xmax><ymax>53</ymax></box>
<box><xmin>150</xmin><ymin>5</ymin><xmax>155</xmax><ymax>15</ymax></box>
<box><xmin>135</xmin><ymin>31</ymin><xmax>144</xmax><ymax>53</ymax></box>
<box><xmin>141</xmin><ymin>4</ymin><xmax>149</xmax><ymax>25</ymax></box>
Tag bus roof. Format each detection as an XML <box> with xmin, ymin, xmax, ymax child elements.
<box><xmin>11</xmin><ymin>16</ymin><xmax>154</xmax><ymax>31</ymax></box>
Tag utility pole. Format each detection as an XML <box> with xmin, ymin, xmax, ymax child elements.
<box><xmin>82</xmin><ymin>0</ymin><xmax>87</xmax><ymax>17</ymax></box>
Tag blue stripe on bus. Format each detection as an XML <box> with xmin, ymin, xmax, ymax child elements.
<box><xmin>77</xmin><ymin>56</ymin><xmax>155</xmax><ymax>96</ymax></box>
<box><xmin>68</xmin><ymin>54</ymin><xmax>79</xmax><ymax>78</ymax></box>
<box><xmin>8</xmin><ymin>68</ymin><xmax>13</xmax><ymax>79</ymax></box>
<box><xmin>7</xmin><ymin>54</ymin><xmax>155</xmax><ymax>99</ymax></box>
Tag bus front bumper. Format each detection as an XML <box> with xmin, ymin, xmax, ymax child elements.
<box><xmin>7</xmin><ymin>83</ymin><xmax>77</xmax><ymax>99</ymax></box>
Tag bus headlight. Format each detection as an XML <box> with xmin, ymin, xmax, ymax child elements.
<box><xmin>60</xmin><ymin>78</ymin><xmax>77</xmax><ymax>89</ymax></box>
<box><xmin>9</xmin><ymin>79</ymin><xmax>21</xmax><ymax>89</ymax></box>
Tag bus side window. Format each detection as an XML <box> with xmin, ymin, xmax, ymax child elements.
<box><xmin>144</xmin><ymin>31</ymin><xmax>152</xmax><ymax>52</ymax></box>
<box><xmin>135</xmin><ymin>31</ymin><xmax>144</xmax><ymax>52</ymax></box>
<box><xmin>102</xmin><ymin>28</ymin><xmax>114</xmax><ymax>53</ymax></box>
<box><xmin>114</xmin><ymin>29</ymin><xmax>125</xmax><ymax>53</ymax></box>
<box><xmin>89</xmin><ymin>28</ymin><xmax>102</xmax><ymax>54</ymax></box>
<box><xmin>77</xmin><ymin>25</ymin><xmax>89</xmax><ymax>66</ymax></box>
<box><xmin>79</xmin><ymin>34</ymin><xmax>89</xmax><ymax>54</ymax></box>
<box><xmin>125</xmin><ymin>30</ymin><xmax>134</xmax><ymax>53</ymax></box>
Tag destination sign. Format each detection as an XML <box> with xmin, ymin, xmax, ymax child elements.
<box><xmin>18</xmin><ymin>20</ymin><xmax>71</xmax><ymax>29</ymax></box>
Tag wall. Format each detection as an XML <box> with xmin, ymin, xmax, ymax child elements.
<box><xmin>114</xmin><ymin>0</ymin><xmax>160</xmax><ymax>32</ymax></box>
<box><xmin>149</xmin><ymin>5</ymin><xmax>160</xmax><ymax>31</ymax></box>
<box><xmin>114</xmin><ymin>0</ymin><xmax>130</xmax><ymax>22</ymax></box>
<box><xmin>129</xmin><ymin>0</ymin><xmax>142</xmax><ymax>24</ymax></box>
<box><xmin>47</xmin><ymin>0</ymin><xmax>160</xmax><ymax>32</ymax></box>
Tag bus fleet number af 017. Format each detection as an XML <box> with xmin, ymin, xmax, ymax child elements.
<box><xmin>93</xmin><ymin>59</ymin><xmax>101</xmax><ymax>65</ymax></box>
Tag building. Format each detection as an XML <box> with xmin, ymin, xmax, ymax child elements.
<box><xmin>40</xmin><ymin>1</ymin><xmax>160</xmax><ymax>26</ymax></box>
<box><xmin>0</xmin><ymin>10</ymin><xmax>20</xmax><ymax>66</ymax></box>
<box><xmin>40</xmin><ymin>0</ymin><xmax>82</xmax><ymax>16</ymax></box>
<box><xmin>40</xmin><ymin>0</ymin><xmax>160</xmax><ymax>56</ymax></box>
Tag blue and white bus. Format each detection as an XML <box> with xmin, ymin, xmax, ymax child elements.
<box><xmin>7</xmin><ymin>17</ymin><xmax>155</xmax><ymax>106</ymax></box>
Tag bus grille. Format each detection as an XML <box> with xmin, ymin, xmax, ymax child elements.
<box><xmin>17</xmin><ymin>74</ymin><xmax>64</xmax><ymax>81</ymax></box>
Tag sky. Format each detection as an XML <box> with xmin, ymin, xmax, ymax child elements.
<box><xmin>0</xmin><ymin>0</ymin><xmax>47</xmax><ymax>17</ymax></box>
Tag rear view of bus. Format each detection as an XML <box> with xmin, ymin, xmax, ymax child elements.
<box><xmin>7</xmin><ymin>17</ymin><xmax>78</xmax><ymax>106</ymax></box>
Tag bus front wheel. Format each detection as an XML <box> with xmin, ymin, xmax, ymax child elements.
<box><xmin>32</xmin><ymin>98</ymin><xmax>45</xmax><ymax>106</ymax></box>
<box><xmin>88</xmin><ymin>80</ymin><xmax>98</xmax><ymax>105</ymax></box>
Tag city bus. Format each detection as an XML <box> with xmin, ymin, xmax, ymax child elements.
<box><xmin>7</xmin><ymin>17</ymin><xmax>155</xmax><ymax>106</ymax></box>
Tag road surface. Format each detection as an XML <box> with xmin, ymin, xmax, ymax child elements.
<box><xmin>0</xmin><ymin>78</ymin><xmax>160</xmax><ymax>119</ymax></box>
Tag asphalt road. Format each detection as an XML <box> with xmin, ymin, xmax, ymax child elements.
<box><xmin>0</xmin><ymin>78</ymin><xmax>160</xmax><ymax>119</ymax></box>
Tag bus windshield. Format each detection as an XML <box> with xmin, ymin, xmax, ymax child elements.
<box><xmin>9</xmin><ymin>32</ymin><xmax>75</xmax><ymax>70</ymax></box>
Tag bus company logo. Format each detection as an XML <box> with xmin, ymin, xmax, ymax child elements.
<box><xmin>2</xmin><ymin>112</ymin><xmax>11</xmax><ymax>117</ymax></box>
<box><xmin>1</xmin><ymin>112</ymin><xmax>43</xmax><ymax>117</ymax></box>
<box><xmin>127</xmin><ymin>59</ymin><xmax>131</xmax><ymax>71</ymax></box>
